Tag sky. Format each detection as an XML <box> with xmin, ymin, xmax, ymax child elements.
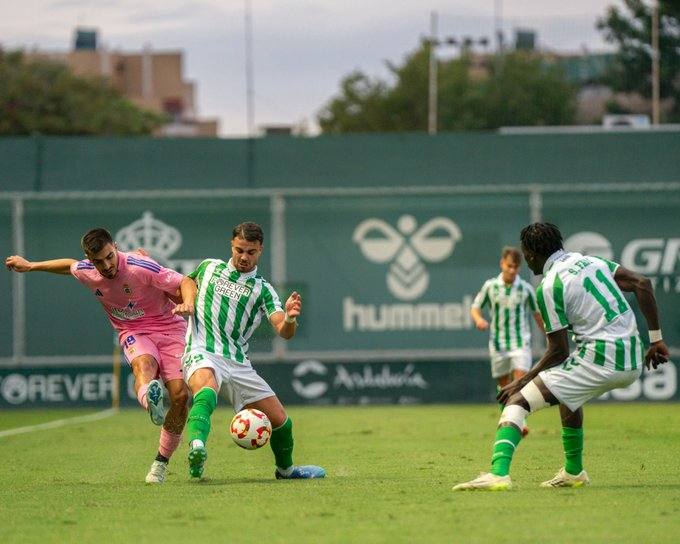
<box><xmin>0</xmin><ymin>0</ymin><xmax>624</xmax><ymax>137</ymax></box>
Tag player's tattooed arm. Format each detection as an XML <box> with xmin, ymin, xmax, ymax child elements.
<box><xmin>614</xmin><ymin>265</ymin><xmax>669</xmax><ymax>369</ymax></box>
<box><xmin>5</xmin><ymin>255</ymin><xmax>76</xmax><ymax>275</ymax></box>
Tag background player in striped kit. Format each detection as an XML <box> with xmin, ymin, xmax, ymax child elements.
<box><xmin>181</xmin><ymin>222</ymin><xmax>325</xmax><ymax>480</ymax></box>
<box><xmin>5</xmin><ymin>228</ymin><xmax>196</xmax><ymax>484</ymax></box>
<box><xmin>471</xmin><ymin>246</ymin><xmax>544</xmax><ymax>435</ymax></box>
<box><xmin>454</xmin><ymin>222</ymin><xmax>669</xmax><ymax>491</ymax></box>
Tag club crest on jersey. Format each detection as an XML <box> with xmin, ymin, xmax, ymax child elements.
<box><xmin>94</xmin><ymin>289</ymin><xmax>103</xmax><ymax>297</ymax></box>
<box><xmin>123</xmin><ymin>284</ymin><xmax>132</xmax><ymax>295</ymax></box>
<box><xmin>210</xmin><ymin>278</ymin><xmax>253</xmax><ymax>301</ymax></box>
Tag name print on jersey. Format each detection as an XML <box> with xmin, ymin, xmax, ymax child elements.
<box><xmin>211</xmin><ymin>277</ymin><xmax>253</xmax><ymax>301</ymax></box>
<box><xmin>110</xmin><ymin>306</ymin><xmax>146</xmax><ymax>320</ymax></box>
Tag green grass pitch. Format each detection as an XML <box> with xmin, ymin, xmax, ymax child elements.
<box><xmin>1</xmin><ymin>404</ymin><xmax>679</xmax><ymax>543</ymax></box>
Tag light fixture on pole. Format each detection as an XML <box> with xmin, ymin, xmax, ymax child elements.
<box><xmin>427</xmin><ymin>13</ymin><xmax>489</xmax><ymax>135</ymax></box>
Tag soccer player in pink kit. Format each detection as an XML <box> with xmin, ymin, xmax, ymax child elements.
<box><xmin>5</xmin><ymin>228</ymin><xmax>197</xmax><ymax>484</ymax></box>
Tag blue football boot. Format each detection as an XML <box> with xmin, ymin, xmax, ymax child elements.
<box><xmin>275</xmin><ymin>465</ymin><xmax>326</xmax><ymax>479</ymax></box>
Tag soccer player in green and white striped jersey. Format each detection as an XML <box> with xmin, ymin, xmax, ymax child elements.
<box><xmin>471</xmin><ymin>247</ymin><xmax>544</xmax><ymax>433</ymax></box>
<box><xmin>454</xmin><ymin>223</ymin><xmax>669</xmax><ymax>491</ymax></box>
<box><xmin>182</xmin><ymin>222</ymin><xmax>325</xmax><ymax>480</ymax></box>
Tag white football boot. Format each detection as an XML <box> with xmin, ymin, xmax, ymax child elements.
<box><xmin>452</xmin><ymin>472</ymin><xmax>512</xmax><ymax>491</ymax></box>
<box><xmin>540</xmin><ymin>467</ymin><xmax>590</xmax><ymax>488</ymax></box>
<box><xmin>145</xmin><ymin>460</ymin><xmax>168</xmax><ymax>484</ymax></box>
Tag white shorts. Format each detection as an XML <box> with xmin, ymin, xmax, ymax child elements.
<box><xmin>182</xmin><ymin>349</ymin><xmax>275</xmax><ymax>412</ymax></box>
<box><xmin>540</xmin><ymin>356</ymin><xmax>641</xmax><ymax>411</ymax></box>
<box><xmin>490</xmin><ymin>346</ymin><xmax>532</xmax><ymax>379</ymax></box>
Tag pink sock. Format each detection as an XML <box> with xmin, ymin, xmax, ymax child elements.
<box><xmin>159</xmin><ymin>428</ymin><xmax>182</xmax><ymax>459</ymax></box>
<box><xmin>137</xmin><ymin>384</ymin><xmax>149</xmax><ymax>410</ymax></box>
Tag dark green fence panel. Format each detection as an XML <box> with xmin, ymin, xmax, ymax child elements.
<box><xmin>255</xmin><ymin>131</ymin><xmax>680</xmax><ymax>188</ymax></box>
<box><xmin>2</xmin><ymin>132</ymin><xmax>679</xmax><ymax>191</ymax></box>
<box><xmin>39</xmin><ymin>137</ymin><xmax>250</xmax><ymax>191</ymax></box>
<box><xmin>0</xmin><ymin>137</ymin><xmax>39</xmax><ymax>191</ymax></box>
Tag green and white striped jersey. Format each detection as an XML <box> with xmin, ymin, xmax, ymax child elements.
<box><xmin>185</xmin><ymin>258</ymin><xmax>283</xmax><ymax>364</ymax></box>
<box><xmin>537</xmin><ymin>250</ymin><xmax>641</xmax><ymax>371</ymax></box>
<box><xmin>472</xmin><ymin>274</ymin><xmax>538</xmax><ymax>352</ymax></box>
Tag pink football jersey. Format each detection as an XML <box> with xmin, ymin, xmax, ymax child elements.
<box><xmin>70</xmin><ymin>251</ymin><xmax>187</xmax><ymax>340</ymax></box>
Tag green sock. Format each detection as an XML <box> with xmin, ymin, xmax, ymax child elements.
<box><xmin>187</xmin><ymin>387</ymin><xmax>217</xmax><ymax>445</ymax></box>
<box><xmin>270</xmin><ymin>417</ymin><xmax>294</xmax><ymax>470</ymax></box>
<box><xmin>562</xmin><ymin>427</ymin><xmax>584</xmax><ymax>475</ymax></box>
<box><xmin>490</xmin><ymin>425</ymin><xmax>522</xmax><ymax>477</ymax></box>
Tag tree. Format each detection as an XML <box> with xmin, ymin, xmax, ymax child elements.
<box><xmin>0</xmin><ymin>50</ymin><xmax>165</xmax><ymax>135</ymax></box>
<box><xmin>317</xmin><ymin>42</ymin><xmax>576</xmax><ymax>133</ymax></box>
<box><xmin>597</xmin><ymin>0</ymin><xmax>680</xmax><ymax>120</ymax></box>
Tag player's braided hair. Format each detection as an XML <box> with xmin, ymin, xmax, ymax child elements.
<box><xmin>520</xmin><ymin>222</ymin><xmax>563</xmax><ymax>257</ymax></box>
<box><xmin>81</xmin><ymin>228</ymin><xmax>114</xmax><ymax>255</ymax></box>
<box><xmin>232</xmin><ymin>222</ymin><xmax>264</xmax><ymax>244</ymax></box>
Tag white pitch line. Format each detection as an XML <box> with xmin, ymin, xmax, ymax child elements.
<box><xmin>0</xmin><ymin>408</ymin><xmax>117</xmax><ymax>439</ymax></box>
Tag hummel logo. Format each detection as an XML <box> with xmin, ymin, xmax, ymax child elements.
<box><xmin>353</xmin><ymin>215</ymin><xmax>461</xmax><ymax>301</ymax></box>
<box><xmin>94</xmin><ymin>289</ymin><xmax>103</xmax><ymax>297</ymax></box>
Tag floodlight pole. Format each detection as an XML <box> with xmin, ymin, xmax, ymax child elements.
<box><xmin>651</xmin><ymin>1</ymin><xmax>660</xmax><ymax>125</ymax></box>
<box><xmin>244</xmin><ymin>0</ymin><xmax>255</xmax><ymax>136</ymax></box>
<box><xmin>494</xmin><ymin>0</ymin><xmax>504</xmax><ymax>52</ymax></box>
<box><xmin>428</xmin><ymin>11</ymin><xmax>438</xmax><ymax>135</ymax></box>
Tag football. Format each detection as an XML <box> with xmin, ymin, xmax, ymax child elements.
<box><xmin>229</xmin><ymin>408</ymin><xmax>272</xmax><ymax>450</ymax></box>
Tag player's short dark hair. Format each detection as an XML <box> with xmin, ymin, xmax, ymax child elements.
<box><xmin>501</xmin><ymin>246</ymin><xmax>522</xmax><ymax>263</ymax></box>
<box><xmin>81</xmin><ymin>228</ymin><xmax>114</xmax><ymax>255</ymax></box>
<box><xmin>232</xmin><ymin>222</ymin><xmax>264</xmax><ymax>244</ymax></box>
<box><xmin>520</xmin><ymin>222</ymin><xmax>563</xmax><ymax>257</ymax></box>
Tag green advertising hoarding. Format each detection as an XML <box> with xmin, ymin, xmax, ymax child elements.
<box><xmin>3</xmin><ymin>186</ymin><xmax>678</xmax><ymax>364</ymax></box>
<box><xmin>0</xmin><ymin>360</ymin><xmax>676</xmax><ymax>409</ymax></box>
<box><xmin>286</xmin><ymin>194</ymin><xmax>534</xmax><ymax>352</ymax></box>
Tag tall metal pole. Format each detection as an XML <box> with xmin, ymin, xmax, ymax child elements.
<box><xmin>270</xmin><ymin>194</ymin><xmax>287</xmax><ymax>359</ymax></box>
<box><xmin>244</xmin><ymin>0</ymin><xmax>255</xmax><ymax>136</ymax></box>
<box><xmin>11</xmin><ymin>198</ymin><xmax>26</xmax><ymax>365</ymax></box>
<box><xmin>427</xmin><ymin>11</ymin><xmax>438</xmax><ymax>135</ymax></box>
<box><xmin>494</xmin><ymin>0</ymin><xmax>504</xmax><ymax>52</ymax></box>
<box><xmin>651</xmin><ymin>1</ymin><xmax>660</xmax><ymax>125</ymax></box>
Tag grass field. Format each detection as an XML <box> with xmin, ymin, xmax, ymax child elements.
<box><xmin>1</xmin><ymin>404</ymin><xmax>679</xmax><ymax>543</ymax></box>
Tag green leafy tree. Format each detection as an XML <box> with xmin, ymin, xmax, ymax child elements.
<box><xmin>318</xmin><ymin>43</ymin><xmax>576</xmax><ymax>133</ymax></box>
<box><xmin>597</xmin><ymin>0</ymin><xmax>680</xmax><ymax>120</ymax></box>
<box><xmin>473</xmin><ymin>54</ymin><xmax>576</xmax><ymax>128</ymax></box>
<box><xmin>0</xmin><ymin>50</ymin><xmax>165</xmax><ymax>135</ymax></box>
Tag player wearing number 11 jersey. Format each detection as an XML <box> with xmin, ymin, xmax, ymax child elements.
<box><xmin>454</xmin><ymin>222</ymin><xmax>669</xmax><ymax>491</ymax></box>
